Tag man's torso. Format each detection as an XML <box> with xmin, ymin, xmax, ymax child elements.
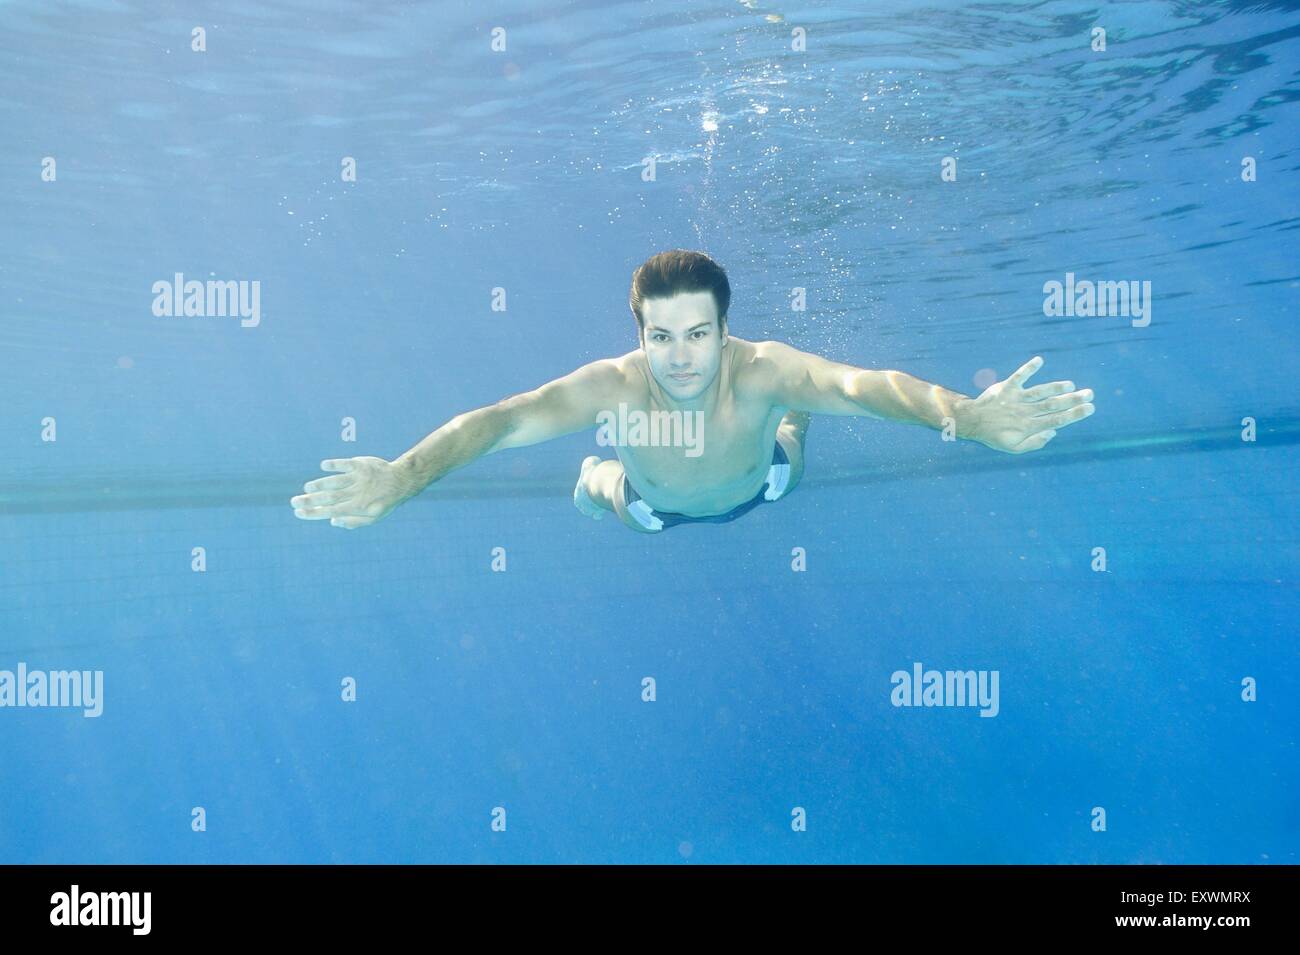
<box><xmin>608</xmin><ymin>338</ymin><xmax>788</xmax><ymax>516</ymax></box>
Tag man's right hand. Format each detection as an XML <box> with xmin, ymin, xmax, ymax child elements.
<box><xmin>290</xmin><ymin>456</ymin><xmax>424</xmax><ymax>529</ymax></box>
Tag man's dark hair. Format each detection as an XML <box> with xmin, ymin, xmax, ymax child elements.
<box><xmin>628</xmin><ymin>249</ymin><xmax>731</xmax><ymax>337</ymax></box>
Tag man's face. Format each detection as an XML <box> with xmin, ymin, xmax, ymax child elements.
<box><xmin>639</xmin><ymin>291</ymin><xmax>727</xmax><ymax>402</ymax></box>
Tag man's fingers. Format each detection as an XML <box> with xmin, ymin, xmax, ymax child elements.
<box><xmin>330</xmin><ymin>516</ymin><xmax>370</xmax><ymax>530</ymax></box>
<box><xmin>293</xmin><ymin>505</ymin><xmax>335</xmax><ymax>520</ymax></box>
<box><xmin>1013</xmin><ymin>429</ymin><xmax>1057</xmax><ymax>453</ymax></box>
<box><xmin>293</xmin><ymin>490</ymin><xmax>348</xmax><ymax>508</ymax></box>
<box><xmin>304</xmin><ymin>474</ymin><xmax>354</xmax><ymax>493</ymax></box>
<box><xmin>1022</xmin><ymin>380</ymin><xmax>1075</xmax><ymax>402</ymax></box>
<box><xmin>1029</xmin><ymin>388</ymin><xmax>1094</xmax><ymax>414</ymax></box>
<box><xmin>1006</xmin><ymin>356</ymin><xmax>1044</xmax><ymax>389</ymax></box>
<box><xmin>292</xmin><ymin>461</ymin><xmax>378</xmax><ymax>525</ymax></box>
<box><xmin>293</xmin><ymin>501</ymin><xmax>371</xmax><ymax>525</ymax></box>
<box><xmin>1033</xmin><ymin>403</ymin><xmax>1095</xmax><ymax>430</ymax></box>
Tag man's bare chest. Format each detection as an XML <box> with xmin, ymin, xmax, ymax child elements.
<box><xmin>613</xmin><ymin>400</ymin><xmax>784</xmax><ymax>511</ymax></box>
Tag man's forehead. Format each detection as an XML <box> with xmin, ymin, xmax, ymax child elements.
<box><xmin>642</xmin><ymin>291</ymin><xmax>721</xmax><ymax>326</ymax></box>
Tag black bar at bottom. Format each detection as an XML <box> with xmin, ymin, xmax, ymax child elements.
<box><xmin>0</xmin><ymin>864</ymin><xmax>1290</xmax><ymax>940</ymax></box>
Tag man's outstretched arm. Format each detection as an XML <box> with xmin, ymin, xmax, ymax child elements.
<box><xmin>291</xmin><ymin>359</ymin><xmax>625</xmax><ymax>528</ymax></box>
<box><xmin>757</xmin><ymin>341</ymin><xmax>1095</xmax><ymax>454</ymax></box>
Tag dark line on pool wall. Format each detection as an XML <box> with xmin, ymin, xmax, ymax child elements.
<box><xmin>815</xmin><ymin>418</ymin><xmax>1300</xmax><ymax>487</ymax></box>
<box><xmin>0</xmin><ymin>418</ymin><xmax>1297</xmax><ymax>515</ymax></box>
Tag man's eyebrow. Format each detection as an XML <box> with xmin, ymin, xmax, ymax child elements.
<box><xmin>645</xmin><ymin>322</ymin><xmax>713</xmax><ymax>333</ymax></box>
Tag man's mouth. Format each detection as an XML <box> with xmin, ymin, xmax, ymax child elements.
<box><xmin>669</xmin><ymin>373</ymin><xmax>695</xmax><ymax>382</ymax></box>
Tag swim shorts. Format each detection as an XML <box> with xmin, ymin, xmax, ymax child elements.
<box><xmin>622</xmin><ymin>440</ymin><xmax>791</xmax><ymax>532</ymax></box>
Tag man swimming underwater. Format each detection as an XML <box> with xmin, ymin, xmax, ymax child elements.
<box><xmin>291</xmin><ymin>249</ymin><xmax>1095</xmax><ymax>533</ymax></box>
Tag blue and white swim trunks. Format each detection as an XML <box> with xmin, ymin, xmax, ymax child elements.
<box><xmin>622</xmin><ymin>440</ymin><xmax>792</xmax><ymax>532</ymax></box>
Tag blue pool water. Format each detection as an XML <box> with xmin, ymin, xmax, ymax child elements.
<box><xmin>1</xmin><ymin>0</ymin><xmax>1297</xmax><ymax>864</ymax></box>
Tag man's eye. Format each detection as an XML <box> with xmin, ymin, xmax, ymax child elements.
<box><xmin>692</xmin><ymin>330</ymin><xmax>706</xmax><ymax>339</ymax></box>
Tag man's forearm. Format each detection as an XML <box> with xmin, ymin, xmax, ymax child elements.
<box><xmin>848</xmin><ymin>369</ymin><xmax>974</xmax><ymax>435</ymax></box>
<box><xmin>391</xmin><ymin>404</ymin><xmax>514</xmax><ymax>491</ymax></box>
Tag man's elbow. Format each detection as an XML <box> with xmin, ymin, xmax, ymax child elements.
<box><xmin>841</xmin><ymin>369</ymin><xmax>886</xmax><ymax>418</ymax></box>
<box><xmin>452</xmin><ymin>401</ymin><xmax>519</xmax><ymax>455</ymax></box>
<box><xmin>486</xmin><ymin>390</ymin><xmax>571</xmax><ymax>452</ymax></box>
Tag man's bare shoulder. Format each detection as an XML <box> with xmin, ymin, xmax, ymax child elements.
<box><xmin>581</xmin><ymin>350</ymin><xmax>650</xmax><ymax>398</ymax></box>
<box><xmin>730</xmin><ymin>338</ymin><xmax>804</xmax><ymax>397</ymax></box>
<box><xmin>745</xmin><ymin>338</ymin><xmax>807</xmax><ymax>362</ymax></box>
